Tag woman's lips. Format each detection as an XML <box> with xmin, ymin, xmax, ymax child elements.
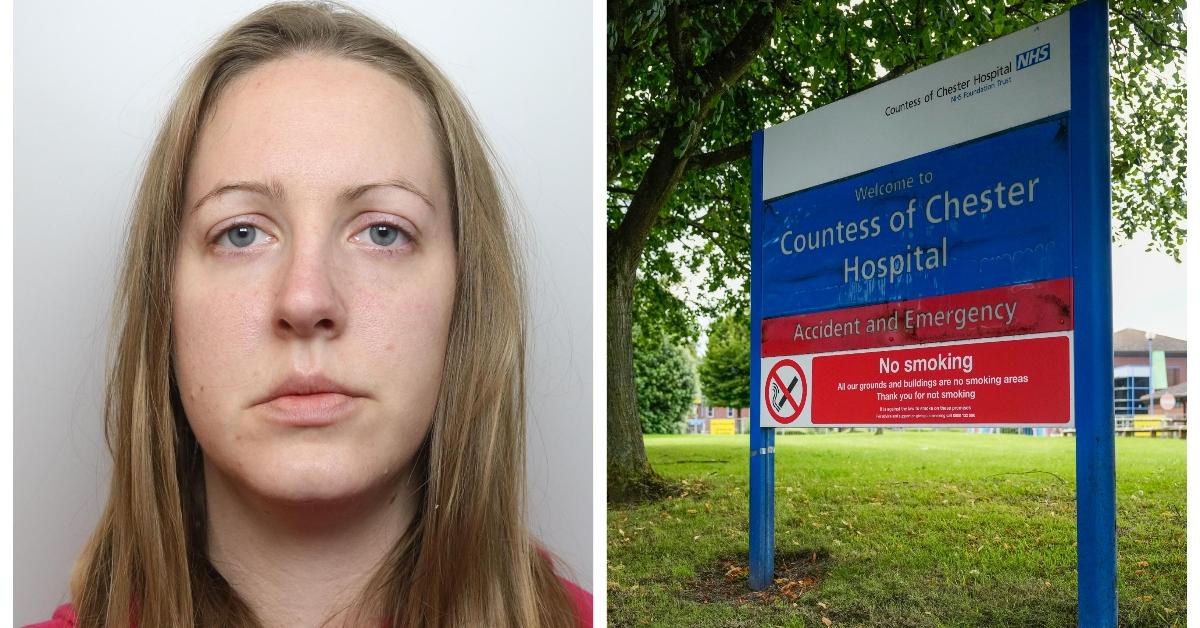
<box><xmin>258</xmin><ymin>392</ymin><xmax>360</xmax><ymax>427</ymax></box>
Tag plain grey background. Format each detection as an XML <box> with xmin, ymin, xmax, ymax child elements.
<box><xmin>15</xmin><ymin>0</ymin><xmax>592</xmax><ymax>622</ymax></box>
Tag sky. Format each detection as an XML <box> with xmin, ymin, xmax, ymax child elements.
<box><xmin>1110</xmin><ymin>231</ymin><xmax>1188</xmax><ymax>340</ymax></box>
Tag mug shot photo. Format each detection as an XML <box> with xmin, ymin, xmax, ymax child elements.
<box><xmin>15</xmin><ymin>2</ymin><xmax>592</xmax><ymax>626</ymax></box>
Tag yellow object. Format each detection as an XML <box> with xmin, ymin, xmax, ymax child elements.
<box><xmin>1132</xmin><ymin>415</ymin><xmax>1166</xmax><ymax>437</ymax></box>
<box><xmin>710</xmin><ymin>419</ymin><xmax>736</xmax><ymax>435</ymax></box>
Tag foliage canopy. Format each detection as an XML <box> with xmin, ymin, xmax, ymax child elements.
<box><xmin>633</xmin><ymin>331</ymin><xmax>698</xmax><ymax>433</ymax></box>
<box><xmin>698</xmin><ymin>311</ymin><xmax>751</xmax><ymax>410</ymax></box>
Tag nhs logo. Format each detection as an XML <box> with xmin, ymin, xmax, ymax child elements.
<box><xmin>1015</xmin><ymin>44</ymin><xmax>1051</xmax><ymax>70</ymax></box>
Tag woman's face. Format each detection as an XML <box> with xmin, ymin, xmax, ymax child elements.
<box><xmin>173</xmin><ymin>55</ymin><xmax>456</xmax><ymax>505</ymax></box>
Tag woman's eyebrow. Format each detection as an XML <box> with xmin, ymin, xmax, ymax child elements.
<box><xmin>191</xmin><ymin>180</ymin><xmax>285</xmax><ymax>213</ymax></box>
<box><xmin>190</xmin><ymin>177</ymin><xmax>435</xmax><ymax>213</ymax></box>
<box><xmin>339</xmin><ymin>178</ymin><xmax>435</xmax><ymax>210</ymax></box>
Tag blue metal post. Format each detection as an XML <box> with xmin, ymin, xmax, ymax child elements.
<box><xmin>1070</xmin><ymin>0</ymin><xmax>1116</xmax><ymax>625</ymax></box>
<box><xmin>748</xmin><ymin>130</ymin><xmax>776</xmax><ymax>590</ymax></box>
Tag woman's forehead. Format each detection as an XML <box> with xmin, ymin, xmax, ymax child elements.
<box><xmin>186</xmin><ymin>54</ymin><xmax>448</xmax><ymax>211</ymax></box>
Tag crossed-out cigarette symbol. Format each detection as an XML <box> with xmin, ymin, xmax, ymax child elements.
<box><xmin>765</xmin><ymin>359</ymin><xmax>807</xmax><ymax>423</ymax></box>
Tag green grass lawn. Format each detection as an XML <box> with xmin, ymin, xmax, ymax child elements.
<box><xmin>607</xmin><ymin>431</ymin><xmax>1185</xmax><ymax>627</ymax></box>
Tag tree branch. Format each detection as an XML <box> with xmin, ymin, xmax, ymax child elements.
<box><xmin>667</xmin><ymin>3</ymin><xmax>691</xmax><ymax>87</ymax></box>
<box><xmin>1112</xmin><ymin>6</ymin><xmax>1186</xmax><ymax>52</ymax></box>
<box><xmin>847</xmin><ymin>59</ymin><xmax>916</xmax><ymax>97</ymax></box>
<box><xmin>686</xmin><ymin>53</ymin><xmax>918</xmax><ymax>175</ymax></box>
<box><xmin>610</xmin><ymin>125</ymin><xmax>661</xmax><ymax>155</ymax></box>
<box><xmin>695</xmin><ymin>2</ymin><xmax>786</xmax><ymax>98</ymax></box>
<box><xmin>879</xmin><ymin>1</ymin><xmax>905</xmax><ymax>35</ymax></box>
<box><xmin>673</xmin><ymin>215</ymin><xmax>750</xmax><ymax>246</ymax></box>
<box><xmin>687</xmin><ymin>140</ymin><xmax>750</xmax><ymax>171</ymax></box>
<box><xmin>612</xmin><ymin>2</ymin><xmax>785</xmax><ymax>278</ymax></box>
<box><xmin>606</xmin><ymin>1</ymin><xmax>634</xmax><ymax>153</ymax></box>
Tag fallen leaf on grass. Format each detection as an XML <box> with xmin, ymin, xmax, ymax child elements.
<box><xmin>776</xmin><ymin>576</ymin><xmax>817</xmax><ymax>600</ymax></box>
<box><xmin>724</xmin><ymin>565</ymin><xmax>748</xmax><ymax>582</ymax></box>
<box><xmin>1137</xmin><ymin>560</ymin><xmax>1150</xmax><ymax>568</ymax></box>
<box><xmin>1137</xmin><ymin>595</ymin><xmax>1153</xmax><ymax>603</ymax></box>
<box><xmin>817</xmin><ymin>601</ymin><xmax>829</xmax><ymax>609</ymax></box>
<box><xmin>822</xmin><ymin>617</ymin><xmax>833</xmax><ymax>626</ymax></box>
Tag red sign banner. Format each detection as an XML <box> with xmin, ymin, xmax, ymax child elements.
<box><xmin>762</xmin><ymin>277</ymin><xmax>1072</xmax><ymax>357</ymax></box>
<box><xmin>808</xmin><ymin>335</ymin><xmax>1071</xmax><ymax>424</ymax></box>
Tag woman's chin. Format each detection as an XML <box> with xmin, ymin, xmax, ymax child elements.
<box><xmin>215</xmin><ymin>449</ymin><xmax>400</xmax><ymax>510</ymax></box>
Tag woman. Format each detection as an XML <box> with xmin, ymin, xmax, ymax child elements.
<box><xmin>28</xmin><ymin>2</ymin><xmax>590</xmax><ymax>626</ymax></box>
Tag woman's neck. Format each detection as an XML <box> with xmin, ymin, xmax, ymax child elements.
<box><xmin>203</xmin><ymin>462</ymin><xmax>417</xmax><ymax>628</ymax></box>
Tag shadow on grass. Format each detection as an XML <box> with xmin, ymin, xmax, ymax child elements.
<box><xmin>685</xmin><ymin>549</ymin><xmax>832</xmax><ymax>606</ymax></box>
<box><xmin>610</xmin><ymin>467</ymin><xmax>724</xmax><ymax>508</ymax></box>
<box><xmin>608</xmin><ymin>465</ymin><xmax>685</xmax><ymax>507</ymax></box>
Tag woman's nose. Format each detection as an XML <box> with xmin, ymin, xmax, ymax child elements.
<box><xmin>272</xmin><ymin>238</ymin><xmax>346</xmax><ymax>339</ymax></box>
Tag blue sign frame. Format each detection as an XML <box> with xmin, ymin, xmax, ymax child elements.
<box><xmin>748</xmin><ymin>1</ymin><xmax>1114</xmax><ymax>624</ymax></box>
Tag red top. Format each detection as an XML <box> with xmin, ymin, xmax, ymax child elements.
<box><xmin>24</xmin><ymin>604</ymin><xmax>75</xmax><ymax>628</ymax></box>
<box><xmin>25</xmin><ymin>581</ymin><xmax>592</xmax><ymax>627</ymax></box>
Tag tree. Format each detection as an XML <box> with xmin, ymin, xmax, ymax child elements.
<box><xmin>607</xmin><ymin>0</ymin><xmax>1185</xmax><ymax>502</ymax></box>
<box><xmin>633</xmin><ymin>333</ymin><xmax>697</xmax><ymax>434</ymax></box>
<box><xmin>698</xmin><ymin>311</ymin><xmax>750</xmax><ymax>411</ymax></box>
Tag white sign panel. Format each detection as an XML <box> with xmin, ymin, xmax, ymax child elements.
<box><xmin>762</xmin><ymin>12</ymin><xmax>1070</xmax><ymax>199</ymax></box>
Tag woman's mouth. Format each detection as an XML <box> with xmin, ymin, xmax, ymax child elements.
<box><xmin>259</xmin><ymin>392</ymin><xmax>360</xmax><ymax>427</ymax></box>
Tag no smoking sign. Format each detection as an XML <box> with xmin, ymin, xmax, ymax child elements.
<box><xmin>763</xmin><ymin>359</ymin><xmax>807</xmax><ymax>424</ymax></box>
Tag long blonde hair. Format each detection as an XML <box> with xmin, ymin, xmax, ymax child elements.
<box><xmin>70</xmin><ymin>3</ymin><xmax>576</xmax><ymax>626</ymax></box>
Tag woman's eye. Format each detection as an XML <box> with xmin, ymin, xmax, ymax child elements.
<box><xmin>354</xmin><ymin>223</ymin><xmax>411</xmax><ymax>248</ymax></box>
<box><xmin>218</xmin><ymin>224</ymin><xmax>266</xmax><ymax>248</ymax></box>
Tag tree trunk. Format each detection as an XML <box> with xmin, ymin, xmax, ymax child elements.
<box><xmin>604</xmin><ymin>5</ymin><xmax>782</xmax><ymax>504</ymax></box>
<box><xmin>606</xmin><ymin>262</ymin><xmax>642</xmax><ymax>469</ymax></box>
<box><xmin>606</xmin><ymin>251</ymin><xmax>673</xmax><ymax>503</ymax></box>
